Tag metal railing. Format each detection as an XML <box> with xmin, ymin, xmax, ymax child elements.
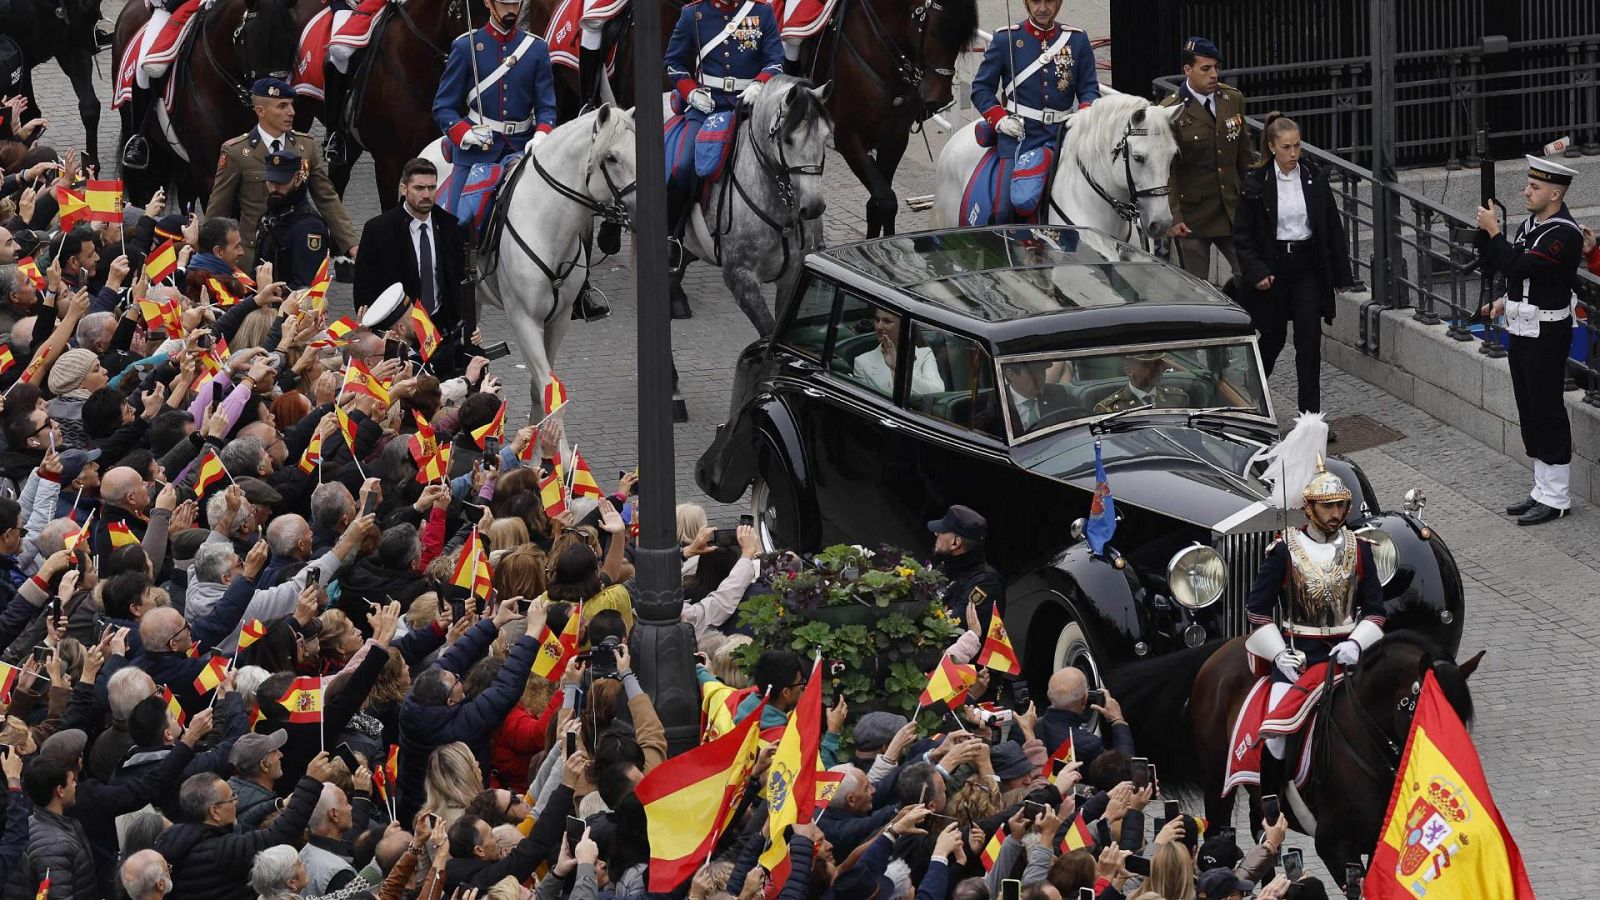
<box><xmin>1148</xmin><ymin>87</ymin><xmax>1600</xmax><ymax>404</ymax></box>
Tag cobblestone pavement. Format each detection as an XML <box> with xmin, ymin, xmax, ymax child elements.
<box><xmin>26</xmin><ymin>10</ymin><xmax>1600</xmax><ymax>892</ymax></box>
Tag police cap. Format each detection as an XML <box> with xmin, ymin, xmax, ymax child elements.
<box><xmin>264</xmin><ymin>150</ymin><xmax>302</xmax><ymax>184</ymax></box>
<box><xmin>1183</xmin><ymin>36</ymin><xmax>1223</xmax><ymax>65</ymax></box>
<box><xmin>928</xmin><ymin>504</ymin><xmax>987</xmax><ymax>541</ymax></box>
<box><xmin>250</xmin><ymin>77</ymin><xmax>294</xmax><ymax>100</ymax></box>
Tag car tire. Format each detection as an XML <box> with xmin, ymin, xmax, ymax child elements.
<box><xmin>1052</xmin><ymin>619</ymin><xmax>1104</xmax><ymax>730</ymax></box>
<box><xmin>751</xmin><ymin>439</ymin><xmax>803</xmax><ymax>553</ymax></box>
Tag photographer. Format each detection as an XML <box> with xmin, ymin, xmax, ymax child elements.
<box><xmin>679</xmin><ymin>523</ymin><xmax>759</xmax><ymax>638</ymax></box>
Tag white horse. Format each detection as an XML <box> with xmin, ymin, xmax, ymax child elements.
<box><xmin>931</xmin><ymin>93</ymin><xmax>1180</xmax><ymax>244</ymax></box>
<box><xmin>420</xmin><ymin>104</ymin><xmax>638</xmax><ymax>399</ymax></box>
<box><xmin>675</xmin><ymin>76</ymin><xmax>833</xmax><ymax>337</ymax></box>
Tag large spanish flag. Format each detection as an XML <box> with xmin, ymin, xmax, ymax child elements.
<box><xmin>639</xmin><ymin>698</ymin><xmax>764</xmax><ymax>893</ymax></box>
<box><xmin>758</xmin><ymin>656</ymin><xmax>824</xmax><ymax>889</ymax></box>
<box><xmin>975</xmin><ymin>605</ymin><xmax>1021</xmax><ymax>675</ymax></box>
<box><xmin>1366</xmin><ymin>671</ymin><xmax>1532</xmax><ymax>899</ymax></box>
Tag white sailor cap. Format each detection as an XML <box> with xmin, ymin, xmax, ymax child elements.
<box><xmin>1526</xmin><ymin>155</ymin><xmax>1578</xmax><ymax>186</ymax></box>
<box><xmin>361</xmin><ymin>282</ymin><xmax>409</xmax><ymax>331</ymax></box>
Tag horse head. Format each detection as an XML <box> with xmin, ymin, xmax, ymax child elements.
<box><xmin>1060</xmin><ymin>95</ymin><xmax>1180</xmax><ymax>240</ymax></box>
<box><xmin>750</xmin><ymin>77</ymin><xmax>833</xmax><ymax>222</ymax></box>
<box><xmin>904</xmin><ymin>0</ymin><xmax>977</xmax><ymax>119</ymax></box>
<box><xmin>237</xmin><ymin>0</ymin><xmax>298</xmax><ymax>82</ymax></box>
<box><xmin>579</xmin><ymin>103</ymin><xmax>639</xmax><ymax>227</ymax></box>
<box><xmin>1354</xmin><ymin>631</ymin><xmax>1477</xmax><ymax>755</ymax></box>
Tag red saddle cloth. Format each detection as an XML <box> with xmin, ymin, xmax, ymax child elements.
<box><xmin>1220</xmin><ymin>662</ymin><xmax>1338</xmax><ymax>797</ymax></box>
<box><xmin>114</xmin><ymin>0</ymin><xmax>202</xmax><ymax>109</ymax></box>
<box><xmin>542</xmin><ymin>0</ymin><xmax>582</xmax><ymax>70</ymax></box>
<box><xmin>771</xmin><ymin>0</ymin><xmax>840</xmax><ymax>40</ymax></box>
<box><xmin>292</xmin><ymin>8</ymin><xmax>335</xmax><ymax>99</ymax></box>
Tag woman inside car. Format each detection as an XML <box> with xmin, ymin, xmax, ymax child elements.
<box><xmin>853</xmin><ymin>308</ymin><xmax>944</xmax><ymax>397</ymax></box>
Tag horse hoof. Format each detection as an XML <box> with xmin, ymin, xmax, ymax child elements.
<box><xmin>670</xmin><ymin>293</ymin><xmax>693</xmax><ymax>320</ymax></box>
<box><xmin>673</xmin><ymin>394</ymin><xmax>689</xmax><ymax>423</ymax></box>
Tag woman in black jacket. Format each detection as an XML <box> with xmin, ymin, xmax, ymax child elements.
<box><xmin>1232</xmin><ymin>113</ymin><xmax>1356</xmax><ymax>417</ymax></box>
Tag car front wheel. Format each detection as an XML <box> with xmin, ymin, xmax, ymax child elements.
<box><xmin>751</xmin><ymin>440</ymin><xmax>803</xmax><ymax>553</ymax></box>
<box><xmin>1052</xmin><ymin>619</ymin><xmax>1104</xmax><ymax>730</ymax></box>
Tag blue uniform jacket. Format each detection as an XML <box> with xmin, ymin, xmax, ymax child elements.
<box><xmin>666</xmin><ymin>0</ymin><xmax>784</xmax><ymax>114</ymax></box>
<box><xmin>971</xmin><ymin>22</ymin><xmax>1099</xmax><ymax>155</ymax></box>
<box><xmin>433</xmin><ymin>24</ymin><xmax>559</xmax><ymax>165</ymax></box>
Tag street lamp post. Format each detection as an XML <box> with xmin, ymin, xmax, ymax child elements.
<box><xmin>629</xmin><ymin>0</ymin><xmax>701</xmax><ymax>756</ymax></box>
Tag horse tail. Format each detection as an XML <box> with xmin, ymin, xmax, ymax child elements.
<box><xmin>1104</xmin><ymin>638</ymin><xmax>1228</xmax><ymax>785</ymax></box>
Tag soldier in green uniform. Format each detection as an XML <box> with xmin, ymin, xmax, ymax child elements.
<box><xmin>1093</xmin><ymin>351</ymin><xmax>1190</xmax><ymax>414</ymax></box>
<box><xmin>207</xmin><ymin>78</ymin><xmax>358</xmax><ymax>267</ymax></box>
<box><xmin>1158</xmin><ymin>37</ymin><xmax>1253</xmax><ymax>285</ymax></box>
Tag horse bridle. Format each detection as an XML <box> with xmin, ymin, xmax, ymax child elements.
<box><xmin>753</xmin><ymin>108</ymin><xmax>825</xmax><ymax>216</ymax></box>
<box><xmin>712</xmin><ymin>99</ymin><xmax>825</xmax><ymax>272</ymax></box>
<box><xmin>528</xmin><ymin>119</ymin><xmax>638</xmax><ymax>230</ymax></box>
<box><xmin>1075</xmin><ymin>119</ymin><xmax>1171</xmax><ymax>248</ymax></box>
<box><xmin>1318</xmin><ymin>662</ymin><xmax>1422</xmax><ymax>785</ymax></box>
<box><xmin>839</xmin><ymin>0</ymin><xmax>951</xmax><ymax>114</ymax></box>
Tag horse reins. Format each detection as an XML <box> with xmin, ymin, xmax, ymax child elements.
<box><xmin>1073</xmin><ymin>118</ymin><xmax>1170</xmax><ymax>250</ymax></box>
<box><xmin>714</xmin><ymin>100</ymin><xmax>824</xmax><ymax>272</ymax></box>
<box><xmin>1314</xmin><ymin>660</ymin><xmax>1413</xmax><ymax>789</ymax></box>
<box><xmin>839</xmin><ymin>0</ymin><xmax>946</xmax><ymax>105</ymax></box>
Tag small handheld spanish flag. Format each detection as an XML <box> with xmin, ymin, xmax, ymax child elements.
<box><xmin>278</xmin><ymin>676</ymin><xmax>324</xmax><ymax>724</ymax></box>
<box><xmin>471</xmin><ymin>402</ymin><xmax>506</xmax><ymax>450</ymax></box>
<box><xmin>205</xmin><ymin>276</ymin><xmax>240</xmax><ymax>307</ymax></box>
<box><xmin>161</xmin><ymin>685</ymin><xmax>187</xmax><ymax>726</ymax></box>
<box><xmin>0</xmin><ymin>661</ymin><xmax>19</xmax><ymax>704</ymax></box>
<box><xmin>542</xmin><ymin>371</ymin><xmax>568</xmax><ymax>417</ymax></box>
<box><xmin>144</xmin><ymin>238</ymin><xmax>179</xmax><ymax>283</ymax></box>
<box><xmin>409</xmin><ymin>302</ymin><xmax>441</xmax><ymax>362</ymax></box>
<box><xmin>192</xmin><ymin>654</ymin><xmax>228</xmax><ymax>694</ymax></box>
<box><xmin>0</xmin><ymin>344</ymin><xmax>13</xmax><ymax>375</ymax></box>
<box><xmin>335</xmin><ymin>405</ymin><xmax>359</xmax><ymax>456</ymax></box>
<box><xmin>917</xmin><ymin>655</ymin><xmax>978</xmax><ymax>709</ymax></box>
<box><xmin>85</xmin><ymin>179</ymin><xmax>124</xmax><ymax>223</ymax></box>
<box><xmin>528</xmin><ymin>621</ymin><xmax>573</xmax><ymax>681</ymax></box>
<box><xmin>298</xmin><ymin>428</ymin><xmax>322</xmax><ymax>474</ymax></box>
<box><xmin>55</xmin><ymin>183</ymin><xmax>89</xmax><ymax>228</ymax></box>
<box><xmin>33</xmin><ymin>871</ymin><xmax>48</xmax><ymax>900</ymax></box>
<box><xmin>1058</xmin><ymin>811</ymin><xmax>1094</xmax><ymax>853</ymax></box>
<box><xmin>16</xmin><ymin>258</ymin><xmax>44</xmax><ymax>292</ymax></box>
<box><xmin>979</xmin><ymin>822</ymin><xmax>1005</xmax><ymax>870</ymax></box>
<box><xmin>238</xmin><ymin>618</ymin><xmax>268</xmax><ymax>649</ymax></box>
<box><xmin>1043</xmin><ymin>733</ymin><xmax>1075</xmax><ymax>779</ymax></box>
<box><xmin>569</xmin><ymin>451</ymin><xmax>604</xmax><ymax>498</ymax></box>
<box><xmin>107</xmin><ymin>520</ymin><xmax>139</xmax><ymax>549</ymax></box>
<box><xmin>312</xmin><ymin>316</ymin><xmax>359</xmax><ymax>348</ymax></box>
<box><xmin>194</xmin><ymin>447</ymin><xmax>228</xmax><ymax>497</ymax></box>
<box><xmin>306</xmin><ymin>256</ymin><xmax>330</xmax><ymax>311</ymax></box>
<box><xmin>538</xmin><ymin>467</ymin><xmax>567</xmax><ymax>517</ymax></box>
<box><xmin>975</xmin><ymin>605</ymin><xmax>1021</xmax><ymax>675</ymax></box>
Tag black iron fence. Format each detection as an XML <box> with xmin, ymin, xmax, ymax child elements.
<box><xmin>1149</xmin><ymin>89</ymin><xmax>1600</xmax><ymax>404</ymax></box>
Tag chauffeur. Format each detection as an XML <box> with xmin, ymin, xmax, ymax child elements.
<box><xmin>208</xmin><ymin>78</ymin><xmax>358</xmax><ymax>266</ymax></box>
<box><xmin>254</xmin><ymin>151</ymin><xmax>331</xmax><ymax>290</ymax></box>
<box><xmin>1093</xmin><ymin>351</ymin><xmax>1189</xmax><ymax>414</ymax></box>
<box><xmin>929</xmin><ymin>505</ymin><xmax>1005</xmax><ymax>636</ymax></box>
<box><xmin>1158</xmin><ymin>36</ymin><xmax>1253</xmax><ymax>285</ymax></box>
<box><xmin>1477</xmin><ymin>156</ymin><xmax>1584</xmax><ymax>526</ymax></box>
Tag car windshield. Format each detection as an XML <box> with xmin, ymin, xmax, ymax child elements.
<box><xmin>999</xmin><ymin>339</ymin><xmax>1270</xmax><ymax>441</ymax></box>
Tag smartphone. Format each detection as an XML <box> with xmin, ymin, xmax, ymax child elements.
<box><xmin>1078</xmin><ymin>890</ymin><xmax>1095</xmax><ymax>900</ymax></box>
<box><xmin>739</xmin><ymin>514</ymin><xmax>754</xmax><ymax>528</ymax></box>
<box><xmin>1282</xmin><ymin>847</ymin><xmax>1304</xmax><ymax>882</ymax></box>
<box><xmin>384</xmin><ymin>338</ymin><xmax>406</xmax><ymax>361</ymax></box>
<box><xmin>1345</xmin><ymin>863</ymin><xmax>1365</xmax><ymax>900</ymax></box>
<box><xmin>1020</xmin><ymin>799</ymin><xmax>1047</xmax><ymax>818</ymax></box>
<box><xmin>1262</xmin><ymin>794</ymin><xmax>1281</xmax><ymax>828</ymax></box>
<box><xmin>999</xmin><ymin>880</ymin><xmax>1020</xmax><ymax>900</ymax></box>
<box><xmin>30</xmin><ymin>645</ymin><xmax>50</xmax><ymax>664</ymax></box>
<box><xmin>711</xmin><ymin>528</ymin><xmax>739</xmax><ymax>549</ymax></box>
<box><xmin>1147</xmin><ymin>763</ymin><xmax>1159</xmax><ymax>793</ymax></box>
<box><xmin>331</xmin><ymin>742</ymin><xmax>360</xmax><ymax>774</ymax></box>
<box><xmin>359</xmin><ymin>491</ymin><xmax>378</xmax><ymax>518</ymax></box>
<box><xmin>565</xmin><ymin>732</ymin><xmax>577</xmax><ymax>756</ymax></box>
<box><xmin>1086</xmin><ymin>689</ymin><xmax>1106</xmax><ymax>708</ymax></box>
<box><xmin>483</xmin><ymin>437</ymin><xmax>501</xmax><ymax>469</ymax></box>
<box><xmin>305</xmin><ymin>567</ymin><xmax>321</xmax><ymax>587</ymax></box>
<box><xmin>1130</xmin><ymin>757</ymin><xmax>1150</xmax><ymax>790</ymax></box>
<box><xmin>1123</xmin><ymin>855</ymin><xmax>1151</xmax><ymax>877</ymax></box>
<box><xmin>619</xmin><ymin>471</ymin><xmax>637</xmax><ymax>496</ymax></box>
<box><xmin>480</xmin><ymin>341</ymin><xmax>512</xmax><ymax>361</ymax></box>
<box><xmin>1163</xmin><ymin>799</ymin><xmax>1180</xmax><ymax>822</ymax></box>
<box><xmin>565</xmin><ymin>815</ymin><xmax>587</xmax><ymax>845</ymax></box>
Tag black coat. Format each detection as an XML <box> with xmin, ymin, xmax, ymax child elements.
<box><xmin>1231</xmin><ymin>160</ymin><xmax>1354</xmax><ymax>323</ymax></box>
<box><xmin>352</xmin><ymin>206</ymin><xmax>472</xmax><ymax>336</ymax></box>
<box><xmin>154</xmin><ymin>776</ymin><xmax>322</xmax><ymax>900</ymax></box>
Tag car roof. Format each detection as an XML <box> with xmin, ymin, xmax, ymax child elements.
<box><xmin>810</xmin><ymin>226</ymin><xmax>1256</xmax><ymax>354</ymax></box>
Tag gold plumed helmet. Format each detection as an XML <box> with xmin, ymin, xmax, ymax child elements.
<box><xmin>1302</xmin><ymin>456</ymin><xmax>1352</xmax><ymax>504</ymax></box>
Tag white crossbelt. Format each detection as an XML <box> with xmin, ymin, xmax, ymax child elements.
<box><xmin>467</xmin><ymin>33</ymin><xmax>537</xmax><ymax>106</ymax></box>
<box><xmin>1001</xmin><ymin>29</ymin><xmax>1072</xmax><ymax>99</ymax></box>
<box><xmin>1011</xmin><ymin>103</ymin><xmax>1071</xmax><ymax>125</ymax></box>
<box><xmin>700</xmin><ymin>74</ymin><xmax>755</xmax><ymax>91</ymax></box>
<box><xmin>698</xmin><ymin>0</ymin><xmax>758</xmax><ymax>65</ymax></box>
<box><xmin>468</xmin><ymin>110</ymin><xmax>535</xmax><ymax>134</ymax></box>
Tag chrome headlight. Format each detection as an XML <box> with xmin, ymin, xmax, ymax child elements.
<box><xmin>1402</xmin><ymin>488</ymin><xmax>1426</xmax><ymax>514</ymax></box>
<box><xmin>1355</xmin><ymin>526</ymin><xmax>1398</xmax><ymax>585</ymax></box>
<box><xmin>1167</xmin><ymin>544</ymin><xmax>1226</xmax><ymax>609</ymax></box>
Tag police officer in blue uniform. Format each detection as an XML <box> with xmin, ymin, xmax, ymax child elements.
<box><xmin>255</xmin><ymin>150</ymin><xmax>332</xmax><ymax>290</ymax></box>
<box><xmin>432</xmin><ymin>0</ymin><xmax>559</xmax><ymax>218</ymax></box>
<box><xmin>970</xmin><ymin>0</ymin><xmax>1099</xmax><ymax>222</ymax></box>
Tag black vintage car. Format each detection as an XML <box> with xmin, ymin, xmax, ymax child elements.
<box><xmin>696</xmin><ymin>226</ymin><xmax>1463</xmax><ymax>688</ymax></box>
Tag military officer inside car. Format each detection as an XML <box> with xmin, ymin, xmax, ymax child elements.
<box><xmin>254</xmin><ymin>151</ymin><xmax>332</xmax><ymax>290</ymax></box>
<box><xmin>1094</xmin><ymin>351</ymin><xmax>1189</xmax><ymax>414</ymax></box>
<box><xmin>1476</xmin><ymin>155</ymin><xmax>1584</xmax><ymax>526</ymax></box>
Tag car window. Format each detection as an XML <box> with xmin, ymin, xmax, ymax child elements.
<box><xmin>907</xmin><ymin>322</ymin><xmax>994</xmax><ymax>431</ymax></box>
<box><xmin>776</xmin><ymin>277</ymin><xmax>836</xmax><ymax>362</ymax></box>
<box><xmin>829</xmin><ymin>292</ymin><xmax>900</xmax><ymax>399</ymax></box>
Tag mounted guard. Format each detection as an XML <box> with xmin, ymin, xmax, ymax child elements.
<box><xmin>963</xmin><ymin>0</ymin><xmax>1097</xmax><ymax>225</ymax></box>
<box><xmin>1241</xmin><ymin>413</ymin><xmax>1385</xmax><ymax>796</ymax></box>
<box><xmin>119</xmin><ymin>0</ymin><xmax>205</xmax><ymax>169</ymax></box>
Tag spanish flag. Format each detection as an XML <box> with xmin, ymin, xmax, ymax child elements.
<box><xmin>238</xmin><ymin>619</ymin><xmax>268</xmax><ymax>649</ymax></box>
<box><xmin>409</xmin><ymin>303</ymin><xmax>441</xmax><ymax>362</ymax></box>
<box><xmin>471</xmin><ymin>402</ymin><xmax>506</xmax><ymax>450</ymax></box>
<box><xmin>16</xmin><ymin>258</ymin><xmax>45</xmax><ymax>292</ymax></box>
<box><xmin>85</xmin><ymin>179</ymin><xmax>124</xmax><ymax>223</ymax></box>
<box><xmin>411</xmin><ymin>411</ymin><xmax>437</xmax><ymax>456</ymax></box>
<box><xmin>639</xmin><ymin>696</ymin><xmax>764</xmax><ymax>893</ymax></box>
<box><xmin>979</xmin><ymin>822</ymin><xmax>1005</xmax><ymax>870</ymax></box>
<box><xmin>17</xmin><ymin>344</ymin><xmax>49</xmax><ymax>384</ymax></box>
<box><xmin>0</xmin><ymin>344</ymin><xmax>13</xmax><ymax>375</ymax></box>
<box><xmin>107</xmin><ymin>521</ymin><xmax>139</xmax><ymax>548</ymax></box>
<box><xmin>192</xmin><ymin>654</ymin><xmax>228</xmax><ymax>694</ymax></box>
<box><xmin>161</xmin><ymin>685</ymin><xmax>186</xmax><ymax>725</ymax></box>
<box><xmin>33</xmin><ymin>872</ymin><xmax>48</xmax><ymax>900</ymax></box>
<box><xmin>205</xmin><ymin>276</ymin><xmax>240</xmax><ymax>307</ymax></box>
<box><xmin>0</xmin><ymin>661</ymin><xmax>19</xmax><ymax>703</ymax></box>
<box><xmin>232</xmin><ymin>267</ymin><xmax>256</xmax><ymax>290</ymax></box>
<box><xmin>313</xmin><ymin>316</ymin><xmax>359</xmax><ymax>348</ymax></box>
<box><xmin>385</xmin><ymin>744</ymin><xmax>399</xmax><ymax>784</ymax></box>
<box><xmin>451</xmin><ymin>530</ymin><xmax>492</xmax><ymax>599</ymax></box>
<box><xmin>918</xmin><ymin>655</ymin><xmax>977</xmax><ymax>709</ymax></box>
<box><xmin>342</xmin><ymin>358</ymin><xmax>390</xmax><ymax>404</ymax></box>
<box><xmin>412</xmin><ymin>435</ymin><xmax>443</xmax><ymax>484</ymax></box>
<box><xmin>55</xmin><ymin>183</ymin><xmax>89</xmax><ymax>228</ymax></box>
<box><xmin>814</xmin><ymin>770</ymin><xmax>846</xmax><ymax>806</ymax></box>
<box><xmin>1058</xmin><ymin>811</ymin><xmax>1094</xmax><ymax>853</ymax></box>
<box><xmin>542</xmin><ymin>371</ymin><xmax>568</xmax><ymax>417</ymax></box>
<box><xmin>194</xmin><ymin>447</ymin><xmax>228</xmax><ymax>497</ymax></box>
<box><xmin>569</xmin><ymin>451</ymin><xmax>603</xmax><ymax>498</ymax></box>
<box><xmin>144</xmin><ymin>238</ymin><xmax>178</xmax><ymax>282</ymax></box>
<box><xmin>138</xmin><ymin>296</ymin><xmax>181</xmax><ymax>336</ymax></box>
<box><xmin>1366</xmin><ymin>670</ymin><xmax>1533</xmax><ymax>899</ymax></box>
<box><xmin>556</xmin><ymin>602</ymin><xmax>581</xmax><ymax>654</ymax></box>
<box><xmin>335</xmin><ymin>405</ymin><xmax>358</xmax><ymax>456</ymax></box>
<box><xmin>1043</xmin><ymin>733</ymin><xmax>1075</xmax><ymax>779</ymax></box>
<box><xmin>62</xmin><ymin>511</ymin><xmax>94</xmax><ymax>552</ymax></box>
<box><xmin>278</xmin><ymin>676</ymin><xmax>324</xmax><ymax>724</ymax></box>
<box><xmin>975</xmin><ymin>606</ymin><xmax>1021</xmax><ymax>675</ymax></box>
<box><xmin>298</xmin><ymin>427</ymin><xmax>322</xmax><ymax>474</ymax></box>
<box><xmin>538</xmin><ymin>467</ymin><xmax>567</xmax><ymax>518</ymax></box>
<box><xmin>306</xmin><ymin>256</ymin><xmax>330</xmax><ymax>310</ymax></box>
<box><xmin>758</xmin><ymin>656</ymin><xmax>823</xmax><ymax>887</ymax></box>
<box><xmin>528</xmin><ymin>622</ymin><xmax>574</xmax><ymax>681</ymax></box>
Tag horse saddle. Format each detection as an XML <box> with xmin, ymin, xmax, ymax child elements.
<box><xmin>664</xmin><ymin>110</ymin><xmax>736</xmax><ymax>193</ymax></box>
<box><xmin>437</xmin><ymin>146</ymin><xmax>528</xmax><ymax>253</ymax></box>
<box><xmin>959</xmin><ymin>146</ymin><xmax>1054</xmax><ymax>228</ymax></box>
<box><xmin>1220</xmin><ymin>663</ymin><xmax>1341</xmax><ymax>798</ymax></box>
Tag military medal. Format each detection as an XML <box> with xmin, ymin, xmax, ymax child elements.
<box><xmin>1055</xmin><ymin>45</ymin><xmax>1073</xmax><ymax>92</ymax></box>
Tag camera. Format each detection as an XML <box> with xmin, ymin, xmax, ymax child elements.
<box><xmin>590</xmin><ymin>635</ymin><xmax>622</xmax><ymax>676</ymax></box>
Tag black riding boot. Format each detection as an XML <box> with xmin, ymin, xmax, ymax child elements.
<box><xmin>666</xmin><ymin>189</ymin><xmax>693</xmax><ymax>319</ymax></box>
<box><xmin>322</xmin><ymin>71</ymin><xmax>349</xmax><ymax>165</ymax></box>
<box><xmin>782</xmin><ymin>55</ymin><xmax>806</xmax><ymax>78</ymax></box>
<box><xmin>122</xmin><ymin>89</ymin><xmax>153</xmax><ymax>170</ymax></box>
<box><xmin>578</xmin><ymin>46</ymin><xmax>607</xmax><ymax>111</ymax></box>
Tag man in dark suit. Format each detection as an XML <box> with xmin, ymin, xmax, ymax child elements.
<box><xmin>1003</xmin><ymin>360</ymin><xmax>1075</xmax><ymax>433</ymax></box>
<box><xmin>354</xmin><ymin>158</ymin><xmax>474</xmax><ymax>374</ymax></box>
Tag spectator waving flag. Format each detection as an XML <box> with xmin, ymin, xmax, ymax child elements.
<box><xmin>1366</xmin><ymin>670</ymin><xmax>1533</xmax><ymax>899</ymax></box>
<box><xmin>1085</xmin><ymin>438</ymin><xmax>1116</xmax><ymax>556</ymax></box>
<box><xmin>542</xmin><ymin>371</ymin><xmax>568</xmax><ymax>417</ymax></box>
<box><xmin>639</xmin><ymin>697</ymin><xmax>764</xmax><ymax>893</ymax></box>
<box><xmin>918</xmin><ymin>655</ymin><xmax>977</xmax><ymax>709</ymax></box>
<box><xmin>409</xmin><ymin>302</ymin><xmax>441</xmax><ymax>362</ymax></box>
<box><xmin>975</xmin><ymin>605</ymin><xmax>1021</xmax><ymax>675</ymax></box>
<box><xmin>55</xmin><ymin>183</ymin><xmax>89</xmax><ymax>228</ymax></box>
<box><xmin>16</xmin><ymin>258</ymin><xmax>44</xmax><ymax>292</ymax></box>
<box><xmin>759</xmin><ymin>655</ymin><xmax>824</xmax><ymax>891</ymax></box>
<box><xmin>144</xmin><ymin>238</ymin><xmax>178</xmax><ymax>282</ymax></box>
<box><xmin>85</xmin><ymin>179</ymin><xmax>124</xmax><ymax>222</ymax></box>
<box><xmin>278</xmin><ymin>676</ymin><xmax>324</xmax><ymax>724</ymax></box>
<box><xmin>238</xmin><ymin>619</ymin><xmax>267</xmax><ymax>649</ymax></box>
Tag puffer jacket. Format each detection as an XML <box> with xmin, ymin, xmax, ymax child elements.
<box><xmin>153</xmin><ymin>776</ymin><xmax>321</xmax><ymax>900</ymax></box>
<box><xmin>7</xmin><ymin>807</ymin><xmax>98</xmax><ymax>900</ymax></box>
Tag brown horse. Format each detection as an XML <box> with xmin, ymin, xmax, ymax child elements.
<box><xmin>113</xmin><ymin>0</ymin><xmax>304</xmax><ymax>205</ymax></box>
<box><xmin>1110</xmin><ymin>632</ymin><xmax>1482</xmax><ymax>890</ymax></box>
<box><xmin>806</xmin><ymin>0</ymin><xmax>976</xmax><ymax>237</ymax></box>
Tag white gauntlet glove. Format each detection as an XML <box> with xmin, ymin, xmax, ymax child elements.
<box><xmin>459</xmin><ymin>125</ymin><xmax>494</xmax><ymax>150</ymax></box>
<box><xmin>739</xmin><ymin>81</ymin><xmax>764</xmax><ymax>105</ymax></box>
<box><xmin>1331</xmin><ymin>640</ymin><xmax>1361</xmax><ymax>666</ymax></box>
<box><xmin>688</xmin><ymin>88</ymin><xmax>715</xmax><ymax>113</ymax></box>
<box><xmin>1273</xmin><ymin>649</ymin><xmax>1304</xmax><ymax>683</ymax></box>
<box><xmin>997</xmin><ymin>114</ymin><xmax>1026</xmax><ymax>140</ymax></box>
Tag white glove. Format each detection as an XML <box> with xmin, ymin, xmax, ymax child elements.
<box><xmin>997</xmin><ymin>115</ymin><xmax>1026</xmax><ymax>140</ymax></box>
<box><xmin>739</xmin><ymin>81</ymin><xmax>764</xmax><ymax>105</ymax></box>
<box><xmin>1273</xmin><ymin>650</ymin><xmax>1303</xmax><ymax>683</ymax></box>
<box><xmin>688</xmin><ymin>88</ymin><xmax>714</xmax><ymax>114</ymax></box>
<box><xmin>459</xmin><ymin>125</ymin><xmax>494</xmax><ymax>150</ymax></box>
<box><xmin>1332</xmin><ymin>640</ymin><xmax>1361</xmax><ymax>666</ymax></box>
<box><xmin>530</xmin><ymin>131</ymin><xmax>549</xmax><ymax>147</ymax></box>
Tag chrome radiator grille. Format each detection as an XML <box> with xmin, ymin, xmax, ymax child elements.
<box><xmin>1215</xmin><ymin>530</ymin><xmax>1276</xmax><ymax>638</ymax></box>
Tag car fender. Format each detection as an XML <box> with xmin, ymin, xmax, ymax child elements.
<box><xmin>1326</xmin><ymin>456</ymin><xmax>1375</xmax><ymax>518</ymax></box>
<box><xmin>1009</xmin><ymin>544</ymin><xmax>1148</xmax><ymax>686</ymax></box>
<box><xmin>1358</xmin><ymin>512</ymin><xmax>1465</xmax><ymax>658</ymax></box>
